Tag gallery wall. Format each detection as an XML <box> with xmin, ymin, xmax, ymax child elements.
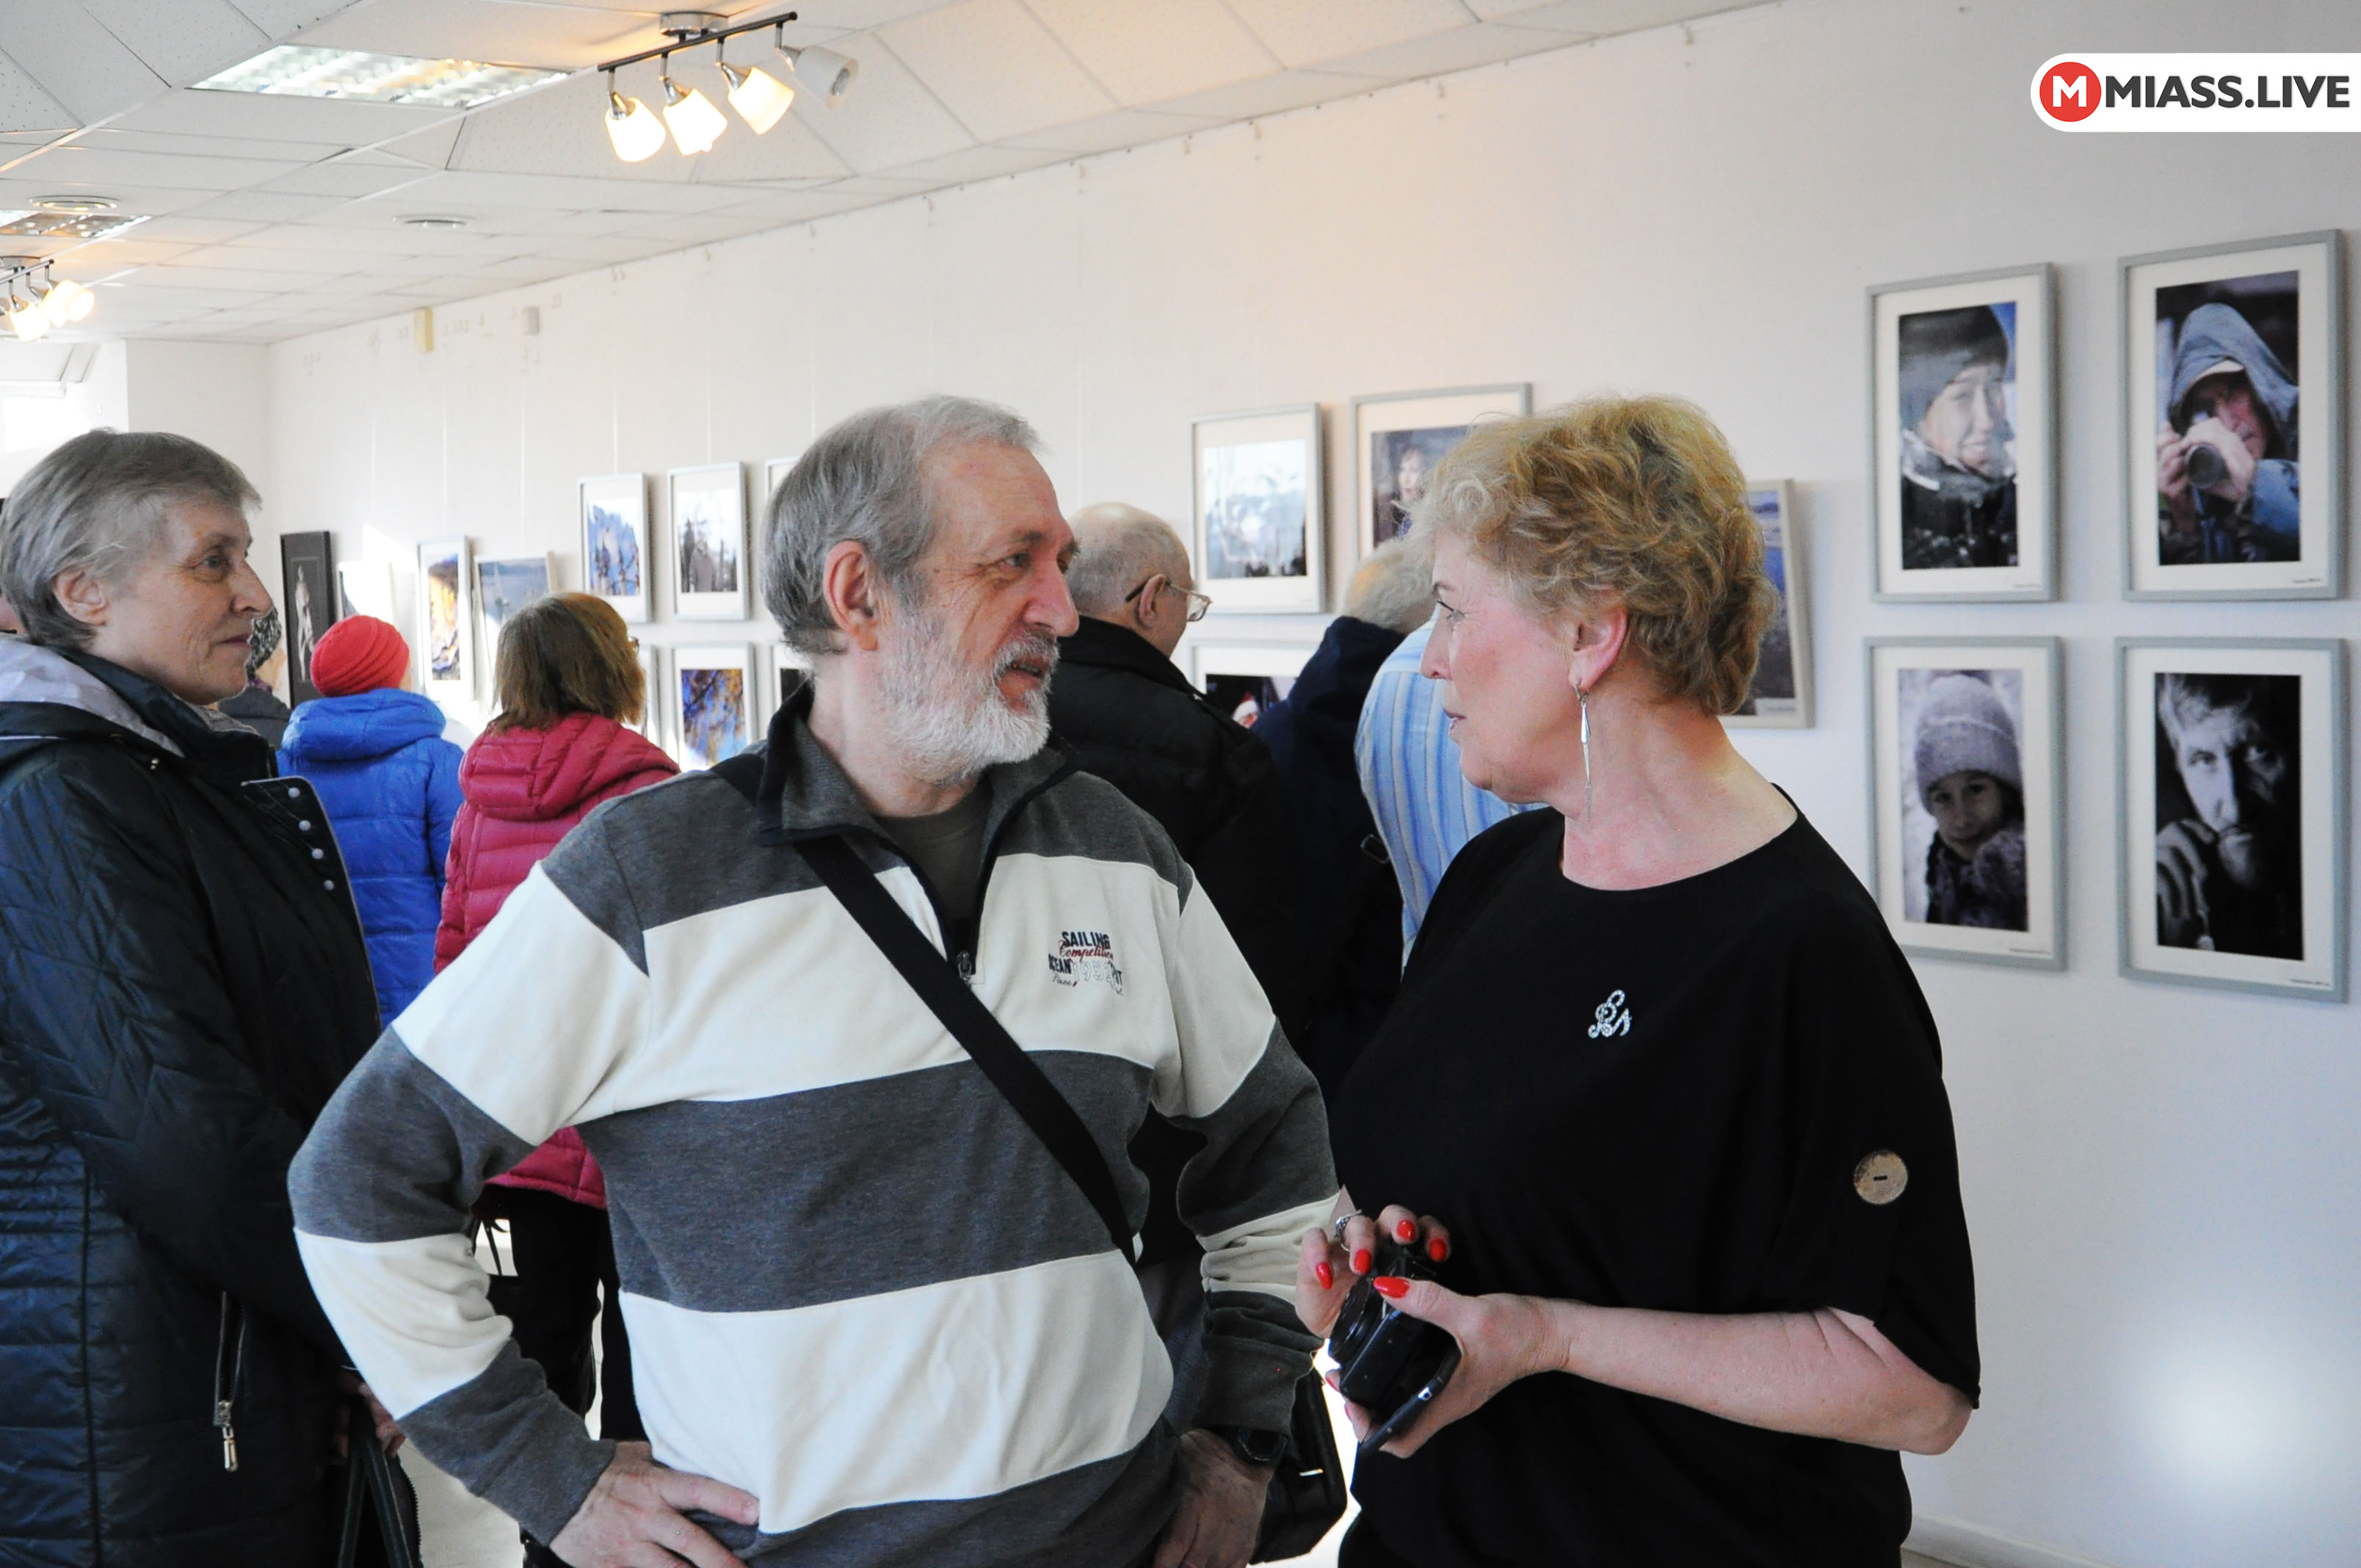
<box><xmin>253</xmin><ymin>0</ymin><xmax>2360</xmax><ymax>1564</ymax></box>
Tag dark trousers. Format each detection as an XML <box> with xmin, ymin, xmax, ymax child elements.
<box><xmin>1339</xmin><ymin>1518</ymin><xmax>1422</xmax><ymax>1568</ymax></box>
<box><xmin>477</xmin><ymin>1186</ymin><xmax>642</xmax><ymax>1567</ymax></box>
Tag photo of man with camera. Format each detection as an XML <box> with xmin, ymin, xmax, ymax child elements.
<box><xmin>2155</xmin><ymin>288</ymin><xmax>2302</xmax><ymax>567</ymax></box>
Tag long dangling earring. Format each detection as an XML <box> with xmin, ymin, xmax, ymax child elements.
<box><xmin>1576</xmin><ymin>681</ymin><xmax>1593</xmax><ymax>827</ymax></box>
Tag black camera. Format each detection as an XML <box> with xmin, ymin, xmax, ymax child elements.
<box><xmin>1326</xmin><ymin>1238</ymin><xmax>1461</xmax><ymax>1452</ymax></box>
<box><xmin>2185</xmin><ymin>441</ymin><xmax>2227</xmax><ymax>491</ymax></box>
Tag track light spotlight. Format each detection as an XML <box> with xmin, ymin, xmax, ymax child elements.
<box><xmin>5</xmin><ymin>286</ymin><xmax>49</xmax><ymax>342</ymax></box>
<box><xmin>606</xmin><ymin>73</ymin><xmax>666</xmax><ymax>161</ymax></box>
<box><xmin>660</xmin><ymin>67</ymin><xmax>728</xmax><ymax>154</ymax></box>
<box><xmin>719</xmin><ymin>57</ymin><xmax>794</xmax><ymax>133</ymax></box>
<box><xmin>40</xmin><ymin>275</ymin><xmax>93</xmax><ymax>325</ymax></box>
<box><xmin>780</xmin><ymin>43</ymin><xmax>857</xmax><ymax>106</ymax></box>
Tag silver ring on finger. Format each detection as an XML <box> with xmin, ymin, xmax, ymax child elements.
<box><xmin>1332</xmin><ymin>1213</ymin><xmax>1355</xmax><ymax>1240</ymax></box>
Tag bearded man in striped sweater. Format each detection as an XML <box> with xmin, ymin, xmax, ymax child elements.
<box><xmin>291</xmin><ymin>396</ymin><xmax>1338</xmax><ymax>1568</ymax></box>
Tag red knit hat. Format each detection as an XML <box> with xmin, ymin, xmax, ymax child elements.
<box><xmin>311</xmin><ymin>615</ymin><xmax>410</xmax><ymax>697</ymax></box>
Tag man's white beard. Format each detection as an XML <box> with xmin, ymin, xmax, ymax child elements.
<box><xmin>876</xmin><ymin>599</ymin><xmax>1056</xmax><ymax>787</ymax></box>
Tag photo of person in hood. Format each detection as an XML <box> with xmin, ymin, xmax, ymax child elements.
<box><xmin>2155</xmin><ymin>274</ymin><xmax>2300</xmax><ymax>567</ymax></box>
<box><xmin>1903</xmin><ymin>669</ymin><xmax>2028</xmax><ymax>932</ymax></box>
<box><xmin>1898</xmin><ymin>302</ymin><xmax>2017</xmax><ymax>570</ymax></box>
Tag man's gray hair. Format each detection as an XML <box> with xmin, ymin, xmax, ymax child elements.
<box><xmin>1347</xmin><ymin>534</ymin><xmax>1435</xmax><ymax>634</ymax></box>
<box><xmin>1065</xmin><ymin>503</ymin><xmax>1189</xmax><ymax>619</ymax></box>
<box><xmin>764</xmin><ymin>396</ymin><xmax>1041</xmax><ymax>656</ymax></box>
<box><xmin>0</xmin><ymin>429</ymin><xmax>259</xmax><ymax>650</ymax></box>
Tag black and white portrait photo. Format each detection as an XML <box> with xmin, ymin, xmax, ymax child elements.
<box><xmin>1869</xmin><ymin>639</ymin><xmax>2061</xmax><ymax>968</ymax></box>
<box><xmin>2125</xmin><ymin>233</ymin><xmax>2342</xmax><ymax>599</ymax></box>
<box><xmin>1872</xmin><ymin>268</ymin><xmax>2053</xmax><ymax>600</ymax></box>
<box><xmin>1352</xmin><ymin>385</ymin><xmax>1529</xmax><ymax>557</ymax></box>
<box><xmin>1192</xmin><ymin>406</ymin><xmax>1324</xmax><ymax>612</ymax></box>
<box><xmin>669</xmin><ymin>463</ymin><xmax>750</xmax><ymax>620</ymax></box>
<box><xmin>1725</xmin><ymin>482</ymin><xmax>1811</xmax><ymax>727</ymax></box>
<box><xmin>2119</xmin><ymin>639</ymin><xmax>2345</xmax><ymax>1001</ymax></box>
<box><xmin>278</xmin><ymin>530</ymin><xmax>340</xmax><ymax>705</ymax></box>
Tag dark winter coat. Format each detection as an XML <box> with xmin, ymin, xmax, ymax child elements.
<box><xmin>1923</xmin><ymin>824</ymin><xmax>2028</xmax><ymax>932</ymax></box>
<box><xmin>219</xmin><ymin>683</ymin><xmax>291</xmax><ymax>749</ymax></box>
<box><xmin>1252</xmin><ymin>616</ymin><xmax>1408</xmax><ymax>1098</ymax></box>
<box><xmin>279</xmin><ymin>688</ymin><xmax>463</xmax><ymax>1022</ymax></box>
<box><xmin>436</xmin><ymin>712</ymin><xmax>678</xmax><ymax>1209</ymax></box>
<box><xmin>0</xmin><ymin>642</ymin><xmax>381</xmax><ymax>1567</ymax></box>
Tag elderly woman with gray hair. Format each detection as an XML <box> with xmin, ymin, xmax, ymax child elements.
<box><xmin>1299</xmin><ymin>397</ymin><xmax>1979</xmax><ymax>1567</ymax></box>
<box><xmin>0</xmin><ymin>430</ymin><xmax>398</xmax><ymax>1564</ymax></box>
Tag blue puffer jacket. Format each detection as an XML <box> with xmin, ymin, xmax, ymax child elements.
<box><xmin>279</xmin><ymin>689</ymin><xmax>463</xmax><ymax>1021</ymax></box>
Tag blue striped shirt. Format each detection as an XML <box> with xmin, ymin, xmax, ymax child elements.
<box><xmin>1354</xmin><ymin>622</ymin><xmax>1534</xmax><ymax>950</ymax></box>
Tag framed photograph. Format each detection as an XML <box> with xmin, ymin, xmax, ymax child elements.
<box><xmin>580</xmin><ymin>473</ymin><xmax>651</xmax><ymax>625</ymax></box>
<box><xmin>476</xmin><ymin>553</ymin><xmax>554</xmax><ymax>654</ymax></box>
<box><xmin>278</xmin><ymin>529</ymin><xmax>341</xmax><ymax>705</ymax></box>
<box><xmin>2118</xmin><ymin>639</ymin><xmax>2346</xmax><ymax>1001</ymax></box>
<box><xmin>2122</xmin><ymin>231</ymin><xmax>2343</xmax><ymax>599</ymax></box>
<box><xmin>769</xmin><ymin>641</ymin><xmax>808</xmax><ymax>719</ymax></box>
<box><xmin>668</xmin><ymin>462</ymin><xmax>750</xmax><ymax>621</ymax></box>
<box><xmin>1352</xmin><ymin>385</ymin><xmax>1529</xmax><ymax>556</ymax></box>
<box><xmin>631</xmin><ymin>642</ymin><xmax>667</xmax><ymax>747</ymax></box>
<box><xmin>338</xmin><ymin>559</ymin><xmax>392</xmax><ymax>623</ymax></box>
<box><xmin>1192</xmin><ymin>405</ymin><xmax>1324</xmax><ymax>614</ymax></box>
<box><xmin>763</xmin><ymin>455</ymin><xmax>799</xmax><ymax>517</ymax></box>
<box><xmin>670</xmin><ymin>643</ymin><xmax>758</xmax><ymax>770</ymax></box>
<box><xmin>1866</xmin><ymin>638</ymin><xmax>2064</xmax><ymax>969</ymax></box>
<box><xmin>1870</xmin><ymin>265</ymin><xmax>2055</xmax><ymax>601</ymax></box>
<box><xmin>1187</xmin><ymin>640</ymin><xmax>1315</xmax><ymax>730</ymax></box>
<box><xmin>416</xmin><ymin>537</ymin><xmax>474</xmax><ymax>701</ymax></box>
<box><xmin>1725</xmin><ymin>481</ymin><xmax>1812</xmax><ymax>729</ymax></box>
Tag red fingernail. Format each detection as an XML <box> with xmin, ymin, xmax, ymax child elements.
<box><xmin>1372</xmin><ymin>1277</ymin><xmax>1409</xmax><ymax>1299</ymax></box>
<box><xmin>1352</xmin><ymin>1248</ymin><xmax>1372</xmax><ymax>1274</ymax></box>
<box><xmin>1428</xmin><ymin>1237</ymin><xmax>1448</xmax><ymax>1263</ymax></box>
<box><xmin>1395</xmin><ymin>1219</ymin><xmax>1416</xmax><ymax>1241</ymax></box>
<box><xmin>1315</xmin><ymin>1260</ymin><xmax>1333</xmax><ymax>1289</ymax></box>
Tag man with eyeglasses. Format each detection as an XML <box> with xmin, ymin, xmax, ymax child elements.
<box><xmin>1048</xmin><ymin>502</ymin><xmax>1308</xmax><ymax>1425</ymax></box>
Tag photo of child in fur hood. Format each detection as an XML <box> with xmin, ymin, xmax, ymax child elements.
<box><xmin>1901</xmin><ymin>669</ymin><xmax>2028</xmax><ymax>932</ymax></box>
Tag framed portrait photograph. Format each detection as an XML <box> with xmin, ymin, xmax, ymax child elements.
<box><xmin>580</xmin><ymin>473</ymin><xmax>651</xmax><ymax>625</ymax></box>
<box><xmin>1867</xmin><ymin>638</ymin><xmax>2064</xmax><ymax>969</ymax></box>
<box><xmin>1725</xmin><ymin>481</ymin><xmax>1813</xmax><ymax>729</ymax></box>
<box><xmin>2118</xmin><ymin>639</ymin><xmax>2346</xmax><ymax>1001</ymax></box>
<box><xmin>278</xmin><ymin>530</ymin><xmax>341</xmax><ymax>705</ymax></box>
<box><xmin>476</xmin><ymin>553</ymin><xmax>554</xmax><ymax>651</ymax></box>
<box><xmin>1352</xmin><ymin>385</ymin><xmax>1529</xmax><ymax>556</ymax></box>
<box><xmin>670</xmin><ymin>643</ymin><xmax>758</xmax><ymax>770</ymax></box>
<box><xmin>1869</xmin><ymin>265</ymin><xmax>2055</xmax><ymax>601</ymax></box>
<box><xmin>2122</xmin><ymin>231</ymin><xmax>2343</xmax><ymax>599</ymax></box>
<box><xmin>668</xmin><ymin>462</ymin><xmax>750</xmax><ymax>621</ymax></box>
<box><xmin>1186</xmin><ymin>640</ymin><xmax>1314</xmax><ymax>730</ymax></box>
<box><xmin>416</xmin><ymin>537</ymin><xmax>474</xmax><ymax>702</ymax></box>
<box><xmin>1191</xmin><ymin>405</ymin><xmax>1324</xmax><ymax>614</ymax></box>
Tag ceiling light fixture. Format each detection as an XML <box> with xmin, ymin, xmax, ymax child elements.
<box><xmin>194</xmin><ymin>45</ymin><xmax>564</xmax><ymax>110</ymax></box>
<box><xmin>1</xmin><ymin>259</ymin><xmax>96</xmax><ymax>337</ymax></box>
<box><xmin>4</xmin><ymin>280</ymin><xmax>49</xmax><ymax>343</ymax></box>
<box><xmin>40</xmin><ymin>275</ymin><xmax>94</xmax><ymax>326</ymax></box>
<box><xmin>595</xmin><ymin>8</ymin><xmax>845</xmax><ymax>163</ymax></box>
<box><xmin>399</xmin><ymin>215</ymin><xmax>470</xmax><ymax>230</ymax></box>
<box><xmin>33</xmin><ymin>196</ymin><xmax>116</xmax><ymax>214</ymax></box>
<box><xmin>0</xmin><ymin>209</ymin><xmax>145</xmax><ymax>242</ymax></box>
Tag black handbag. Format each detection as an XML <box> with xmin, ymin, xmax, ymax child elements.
<box><xmin>794</xmin><ymin>832</ymin><xmax>1348</xmax><ymax>1561</ymax></box>
<box><xmin>334</xmin><ymin>1396</ymin><xmax>424</xmax><ymax>1568</ymax></box>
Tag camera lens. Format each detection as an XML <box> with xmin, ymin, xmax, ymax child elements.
<box><xmin>2186</xmin><ymin>443</ymin><xmax>2227</xmax><ymax>490</ymax></box>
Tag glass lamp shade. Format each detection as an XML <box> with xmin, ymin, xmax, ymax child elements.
<box><xmin>788</xmin><ymin>46</ymin><xmax>857</xmax><ymax>106</ymax></box>
<box><xmin>660</xmin><ymin>78</ymin><xmax>728</xmax><ymax>155</ymax></box>
<box><xmin>719</xmin><ymin>61</ymin><xmax>794</xmax><ymax>133</ymax></box>
<box><xmin>6</xmin><ymin>297</ymin><xmax>50</xmax><ymax>341</ymax></box>
<box><xmin>40</xmin><ymin>277</ymin><xmax>93</xmax><ymax>325</ymax></box>
<box><xmin>606</xmin><ymin>91</ymin><xmax>667</xmax><ymax>161</ymax></box>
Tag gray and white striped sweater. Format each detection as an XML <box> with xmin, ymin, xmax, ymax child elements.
<box><xmin>290</xmin><ymin>695</ymin><xmax>1338</xmax><ymax>1564</ymax></box>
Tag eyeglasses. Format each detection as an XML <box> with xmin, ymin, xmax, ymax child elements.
<box><xmin>1124</xmin><ymin>576</ymin><xmax>1213</xmax><ymax>623</ymax></box>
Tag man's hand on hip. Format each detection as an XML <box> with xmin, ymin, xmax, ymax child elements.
<box><xmin>1150</xmin><ymin>1429</ymin><xmax>1270</xmax><ymax>1568</ymax></box>
<box><xmin>547</xmin><ymin>1442</ymin><xmax>760</xmax><ymax>1568</ymax></box>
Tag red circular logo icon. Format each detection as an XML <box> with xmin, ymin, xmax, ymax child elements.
<box><xmin>2039</xmin><ymin>61</ymin><xmax>2100</xmax><ymax>123</ymax></box>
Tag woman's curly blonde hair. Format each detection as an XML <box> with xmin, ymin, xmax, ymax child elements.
<box><xmin>1416</xmin><ymin>395</ymin><xmax>1772</xmax><ymax>716</ymax></box>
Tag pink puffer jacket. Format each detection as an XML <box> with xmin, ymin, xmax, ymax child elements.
<box><xmin>435</xmin><ymin>712</ymin><xmax>678</xmax><ymax>1208</ymax></box>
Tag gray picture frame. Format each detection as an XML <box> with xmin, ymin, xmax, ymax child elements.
<box><xmin>667</xmin><ymin>462</ymin><xmax>752</xmax><ymax>622</ymax></box>
<box><xmin>2119</xmin><ymin>231</ymin><xmax>2344</xmax><ymax>600</ymax></box>
<box><xmin>1865</xmin><ymin>636</ymin><xmax>2066</xmax><ymax>970</ymax></box>
<box><xmin>1350</xmin><ymin>382</ymin><xmax>1531</xmax><ymax>559</ymax></box>
<box><xmin>1724</xmin><ymin>479</ymin><xmax>1813</xmax><ymax>729</ymax></box>
<box><xmin>1868</xmin><ymin>264</ymin><xmax>2058</xmax><ymax>603</ymax></box>
<box><xmin>2115</xmin><ymin>636</ymin><xmax>2347</xmax><ymax>1003</ymax></box>
<box><xmin>1191</xmin><ymin>403</ymin><xmax>1326</xmax><ymax>614</ymax></box>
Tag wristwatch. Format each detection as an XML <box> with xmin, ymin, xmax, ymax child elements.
<box><xmin>1212</xmin><ymin>1424</ymin><xmax>1288</xmax><ymax>1470</ymax></box>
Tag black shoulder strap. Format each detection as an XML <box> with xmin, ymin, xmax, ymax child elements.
<box><xmin>796</xmin><ymin>833</ymin><xmax>1136</xmax><ymax>1260</ymax></box>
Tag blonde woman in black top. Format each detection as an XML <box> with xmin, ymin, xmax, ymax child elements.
<box><xmin>1301</xmin><ymin>397</ymin><xmax>1978</xmax><ymax>1568</ymax></box>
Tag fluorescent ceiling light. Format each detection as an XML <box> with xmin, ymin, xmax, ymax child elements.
<box><xmin>0</xmin><ymin>211</ymin><xmax>146</xmax><ymax>242</ymax></box>
<box><xmin>195</xmin><ymin>46</ymin><xmax>563</xmax><ymax>110</ymax></box>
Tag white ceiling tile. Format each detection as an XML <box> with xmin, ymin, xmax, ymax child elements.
<box><xmin>1319</xmin><ymin>19</ymin><xmax>1573</xmax><ymax>80</ymax></box>
<box><xmin>79</xmin><ymin>0</ymin><xmax>272</xmax><ymax>89</ymax></box>
<box><xmin>682</xmin><ymin>109</ymin><xmax>855</xmax><ymax>184</ymax></box>
<box><xmin>0</xmin><ymin>1</ymin><xmax>172</xmax><ymax>122</ymax></box>
<box><xmin>230</xmin><ymin>0</ymin><xmax>368</xmax><ymax>40</ymax></box>
<box><xmin>67</xmin><ymin>127</ymin><xmax>355</xmax><ymax>161</ymax></box>
<box><xmin>374</xmin><ymin>119</ymin><xmax>467</xmax><ymax>169</ymax></box>
<box><xmin>0</xmin><ymin>48</ymin><xmax>76</xmax><ymax>133</ymax></box>
<box><xmin>179</xmin><ymin>242</ymin><xmax>396</xmax><ymax>272</ymax></box>
<box><xmin>97</xmin><ymin>283</ymin><xmax>279</xmax><ymax>308</ymax></box>
<box><xmin>0</xmin><ymin>178</ymin><xmax>228</xmax><ymax>217</ymax></box>
<box><xmin>256</xmin><ymin>161</ymin><xmax>438</xmax><ymax>197</ymax></box>
<box><xmin>99</xmin><ymin>215</ymin><xmax>269</xmax><ymax>244</ymax></box>
<box><xmin>378</xmin><ymin>168</ymin><xmax>746</xmax><ymax>213</ymax></box>
<box><xmin>780</xmin><ymin>0</ymin><xmax>959</xmax><ymax>29</ymax></box>
<box><xmin>1021</xmin><ymin>0</ymin><xmax>1278</xmax><ymax>106</ymax></box>
<box><xmin>1150</xmin><ymin>68</ymin><xmax>1385</xmax><ymax>121</ymax></box>
<box><xmin>111</xmin><ymin>88</ymin><xmax>454</xmax><ymax>144</ymax></box>
<box><xmin>880</xmin><ymin>142</ymin><xmax>1067</xmax><ymax>184</ymax></box>
<box><xmin>297</xmin><ymin>0</ymin><xmax>656</xmax><ymax>69</ymax></box>
<box><xmin>811</xmin><ymin>173</ymin><xmax>938</xmax><ymax>196</ymax></box>
<box><xmin>1484</xmin><ymin>0</ymin><xmax>1739</xmax><ymax>32</ymax></box>
<box><xmin>993</xmin><ymin>105</ymin><xmax>1217</xmax><ymax>154</ymax></box>
<box><xmin>139</xmin><ymin>261</ymin><xmax>359</xmax><ymax>291</ymax></box>
<box><xmin>877</xmin><ymin>0</ymin><xmax>1114</xmax><ymax>141</ymax></box>
<box><xmin>7</xmin><ymin>143</ymin><xmax>309</xmax><ymax>190</ymax></box>
<box><xmin>177</xmin><ymin>189</ymin><xmax>355</xmax><ymax>221</ymax></box>
<box><xmin>48</xmin><ymin>239</ymin><xmax>201</xmax><ymax>268</ymax></box>
<box><xmin>210</xmin><ymin>219</ymin><xmax>418</xmax><ymax>251</ymax></box>
<box><xmin>783</xmin><ymin>36</ymin><xmax>974</xmax><ymax>173</ymax></box>
<box><xmin>1222</xmin><ymin>0</ymin><xmax>1476</xmax><ymax>70</ymax></box>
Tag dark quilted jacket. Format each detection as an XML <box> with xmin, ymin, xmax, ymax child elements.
<box><xmin>0</xmin><ymin>645</ymin><xmax>382</xmax><ymax>1567</ymax></box>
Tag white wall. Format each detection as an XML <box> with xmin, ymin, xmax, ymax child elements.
<box><xmin>123</xmin><ymin>339</ymin><xmax>279</xmax><ymax>600</ymax></box>
<box><xmin>263</xmin><ymin>1</ymin><xmax>2361</xmax><ymax>1564</ymax></box>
